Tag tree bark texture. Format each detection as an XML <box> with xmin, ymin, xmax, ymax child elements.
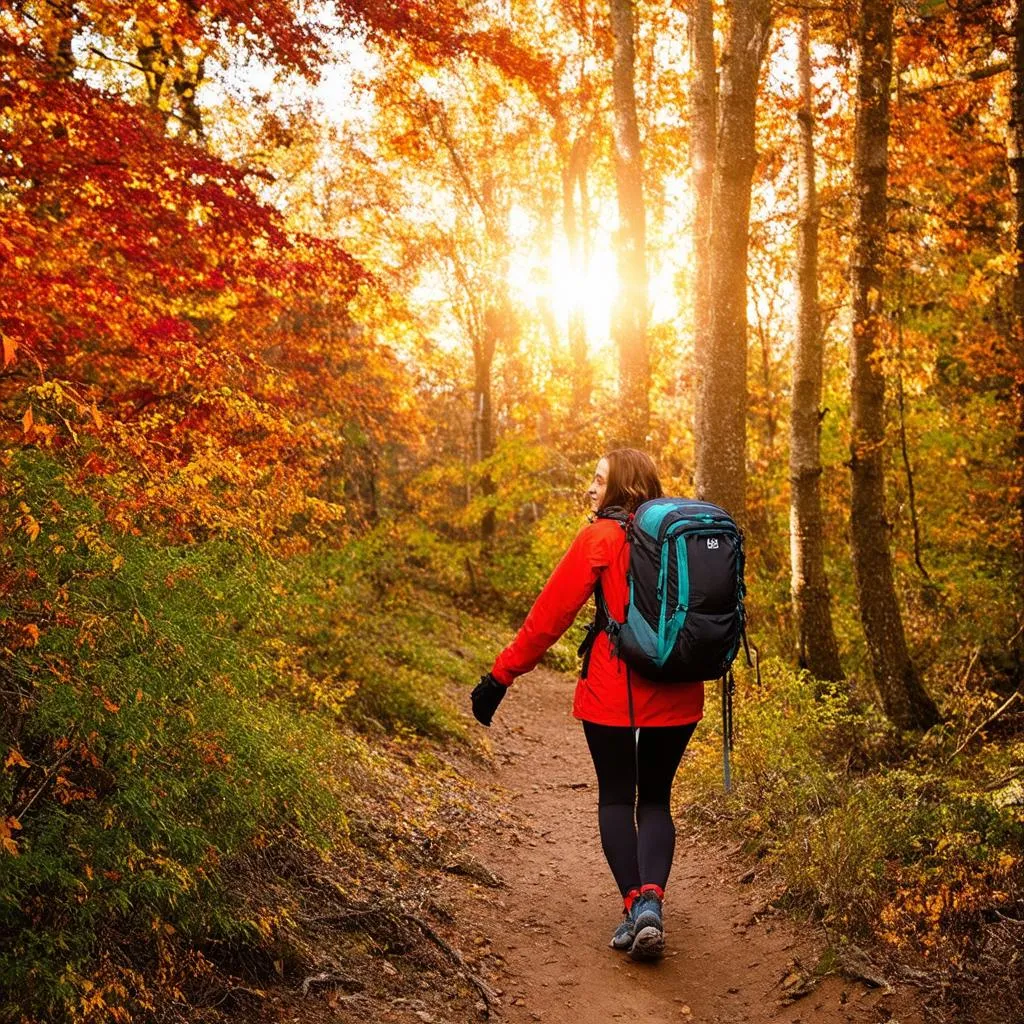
<box><xmin>790</xmin><ymin>14</ymin><xmax>844</xmax><ymax>683</ymax></box>
<box><xmin>561</xmin><ymin>132</ymin><xmax>593</xmax><ymax>414</ymax></box>
<box><xmin>848</xmin><ymin>0</ymin><xmax>939</xmax><ymax>729</ymax></box>
<box><xmin>1009</xmin><ymin>0</ymin><xmax>1024</xmax><ymax>590</ymax></box>
<box><xmin>609</xmin><ymin>0</ymin><xmax>650</xmax><ymax>447</ymax></box>
<box><xmin>136</xmin><ymin>30</ymin><xmax>205</xmax><ymax>140</ymax></box>
<box><xmin>689</xmin><ymin>0</ymin><xmax>717</xmax><ymax>453</ymax></box>
<box><xmin>694</xmin><ymin>0</ymin><xmax>772</xmax><ymax>521</ymax></box>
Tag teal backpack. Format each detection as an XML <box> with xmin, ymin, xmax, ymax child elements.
<box><xmin>580</xmin><ymin>497</ymin><xmax>753</xmax><ymax>789</ymax></box>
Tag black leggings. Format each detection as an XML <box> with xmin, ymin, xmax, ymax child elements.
<box><xmin>582</xmin><ymin>720</ymin><xmax>697</xmax><ymax>897</ymax></box>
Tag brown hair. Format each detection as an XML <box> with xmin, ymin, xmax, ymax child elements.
<box><xmin>601</xmin><ymin>448</ymin><xmax>663</xmax><ymax>514</ymax></box>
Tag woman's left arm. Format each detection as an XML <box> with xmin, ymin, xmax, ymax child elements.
<box><xmin>490</xmin><ymin>525</ymin><xmax>610</xmax><ymax>685</ymax></box>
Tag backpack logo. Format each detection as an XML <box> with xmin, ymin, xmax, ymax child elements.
<box><xmin>707</xmin><ymin>537</ymin><xmax>719</xmax><ymax>550</ymax></box>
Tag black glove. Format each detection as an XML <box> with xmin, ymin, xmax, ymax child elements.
<box><xmin>471</xmin><ymin>673</ymin><xmax>507</xmax><ymax>727</ymax></box>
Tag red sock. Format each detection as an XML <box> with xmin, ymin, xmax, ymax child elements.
<box><xmin>623</xmin><ymin>887</ymin><xmax>642</xmax><ymax>913</ymax></box>
<box><xmin>640</xmin><ymin>883</ymin><xmax>665</xmax><ymax>901</ymax></box>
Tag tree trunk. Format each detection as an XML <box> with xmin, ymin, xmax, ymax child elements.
<box><xmin>1009</xmin><ymin>0</ymin><xmax>1024</xmax><ymax>593</ymax></box>
<box><xmin>609</xmin><ymin>0</ymin><xmax>649</xmax><ymax>447</ymax></box>
<box><xmin>694</xmin><ymin>0</ymin><xmax>772</xmax><ymax>520</ymax></box>
<box><xmin>790</xmin><ymin>13</ymin><xmax>844</xmax><ymax>683</ymax></box>
<box><xmin>474</xmin><ymin>308</ymin><xmax>499</xmax><ymax>545</ymax></box>
<box><xmin>848</xmin><ymin>0</ymin><xmax>939</xmax><ymax>729</ymax></box>
<box><xmin>137</xmin><ymin>30</ymin><xmax>167</xmax><ymax>112</ymax></box>
<box><xmin>690</xmin><ymin>0</ymin><xmax>716</xmax><ymax>461</ymax></box>
<box><xmin>171</xmin><ymin>46</ymin><xmax>206</xmax><ymax>141</ymax></box>
<box><xmin>562</xmin><ymin>132</ymin><xmax>593</xmax><ymax>413</ymax></box>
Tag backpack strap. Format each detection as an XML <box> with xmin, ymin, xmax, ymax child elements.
<box><xmin>593</xmin><ymin>507</ymin><xmax>631</xmax><ymax>655</ymax></box>
<box><xmin>583</xmin><ymin>510</ymin><xmax>635</xmax><ymax>752</ymax></box>
<box><xmin>596</xmin><ymin>504</ymin><xmax>631</xmax><ymax>526</ymax></box>
<box><xmin>579</xmin><ymin>581</ymin><xmax>621</xmax><ymax>679</ymax></box>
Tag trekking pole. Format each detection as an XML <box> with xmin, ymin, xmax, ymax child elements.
<box><xmin>721</xmin><ymin>671</ymin><xmax>734</xmax><ymax>792</ymax></box>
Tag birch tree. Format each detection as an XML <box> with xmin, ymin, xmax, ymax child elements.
<box><xmin>790</xmin><ymin>12</ymin><xmax>844</xmax><ymax>681</ymax></box>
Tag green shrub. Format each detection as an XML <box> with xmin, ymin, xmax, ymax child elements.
<box><xmin>678</xmin><ymin>658</ymin><xmax>1024</xmax><ymax>956</ymax></box>
<box><xmin>0</xmin><ymin>454</ymin><xmax>503</xmax><ymax>1022</ymax></box>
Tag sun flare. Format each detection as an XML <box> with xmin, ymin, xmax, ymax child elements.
<box><xmin>508</xmin><ymin>239</ymin><xmax>619</xmax><ymax>352</ymax></box>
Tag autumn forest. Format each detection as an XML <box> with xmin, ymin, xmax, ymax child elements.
<box><xmin>2</xmin><ymin>0</ymin><xmax>1023</xmax><ymax>1021</ymax></box>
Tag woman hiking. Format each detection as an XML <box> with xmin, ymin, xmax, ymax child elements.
<box><xmin>471</xmin><ymin>448</ymin><xmax>703</xmax><ymax>962</ymax></box>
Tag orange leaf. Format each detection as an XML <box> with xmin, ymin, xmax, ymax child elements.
<box><xmin>4</xmin><ymin>749</ymin><xmax>29</xmax><ymax>770</ymax></box>
<box><xmin>102</xmin><ymin>697</ymin><xmax>121</xmax><ymax>713</ymax></box>
<box><xmin>21</xmin><ymin>406</ymin><xmax>33</xmax><ymax>438</ymax></box>
<box><xmin>1</xmin><ymin>817</ymin><xmax>21</xmax><ymax>856</ymax></box>
<box><xmin>90</xmin><ymin>403</ymin><xmax>102</xmax><ymax>429</ymax></box>
<box><xmin>1</xmin><ymin>335</ymin><xmax>16</xmax><ymax>368</ymax></box>
<box><xmin>23</xmin><ymin>623</ymin><xmax>39</xmax><ymax>646</ymax></box>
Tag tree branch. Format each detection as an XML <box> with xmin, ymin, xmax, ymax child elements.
<box><xmin>901</xmin><ymin>60</ymin><xmax>1009</xmax><ymax>97</ymax></box>
<box><xmin>949</xmin><ymin>689</ymin><xmax>1023</xmax><ymax>762</ymax></box>
<box><xmin>88</xmin><ymin>45</ymin><xmax>148</xmax><ymax>74</ymax></box>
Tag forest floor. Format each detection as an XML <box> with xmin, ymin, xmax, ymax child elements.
<box><xmin>244</xmin><ymin>666</ymin><xmax>934</xmax><ymax>1024</ymax></box>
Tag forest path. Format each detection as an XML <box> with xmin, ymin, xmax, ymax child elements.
<box><xmin>462</xmin><ymin>666</ymin><xmax>926</xmax><ymax>1024</ymax></box>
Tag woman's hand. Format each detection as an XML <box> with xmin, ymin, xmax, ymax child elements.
<box><xmin>471</xmin><ymin>673</ymin><xmax>507</xmax><ymax>727</ymax></box>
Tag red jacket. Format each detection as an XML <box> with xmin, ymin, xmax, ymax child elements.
<box><xmin>491</xmin><ymin>517</ymin><xmax>705</xmax><ymax>727</ymax></box>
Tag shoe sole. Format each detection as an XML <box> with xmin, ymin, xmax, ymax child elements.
<box><xmin>629</xmin><ymin>925</ymin><xmax>664</xmax><ymax>961</ymax></box>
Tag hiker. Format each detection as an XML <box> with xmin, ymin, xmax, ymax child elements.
<box><xmin>471</xmin><ymin>448</ymin><xmax>704</xmax><ymax>962</ymax></box>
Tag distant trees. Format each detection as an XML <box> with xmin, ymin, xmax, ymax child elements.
<box><xmin>40</xmin><ymin>0</ymin><xmax>1009</xmax><ymax>733</ymax></box>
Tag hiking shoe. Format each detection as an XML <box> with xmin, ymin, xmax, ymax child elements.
<box><xmin>609</xmin><ymin>888</ymin><xmax>641</xmax><ymax>950</ymax></box>
<box><xmin>629</xmin><ymin>890</ymin><xmax>664</xmax><ymax>961</ymax></box>
<box><xmin>609</xmin><ymin>914</ymin><xmax>635</xmax><ymax>950</ymax></box>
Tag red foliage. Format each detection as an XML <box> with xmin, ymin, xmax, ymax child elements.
<box><xmin>0</xmin><ymin>35</ymin><xmax>409</xmax><ymax>545</ymax></box>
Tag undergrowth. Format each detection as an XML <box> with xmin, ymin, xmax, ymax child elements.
<box><xmin>677</xmin><ymin>656</ymin><xmax>1024</xmax><ymax>1019</ymax></box>
<box><xmin>0</xmin><ymin>452</ymin><xmax>504</xmax><ymax>1023</ymax></box>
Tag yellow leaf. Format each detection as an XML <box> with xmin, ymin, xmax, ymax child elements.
<box><xmin>4</xmin><ymin>749</ymin><xmax>29</xmax><ymax>770</ymax></box>
<box><xmin>112</xmin><ymin>555</ymin><xmax>124</xmax><ymax>571</ymax></box>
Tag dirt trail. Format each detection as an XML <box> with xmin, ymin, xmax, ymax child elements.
<box><xmin>460</xmin><ymin>667</ymin><xmax>926</xmax><ymax>1024</ymax></box>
